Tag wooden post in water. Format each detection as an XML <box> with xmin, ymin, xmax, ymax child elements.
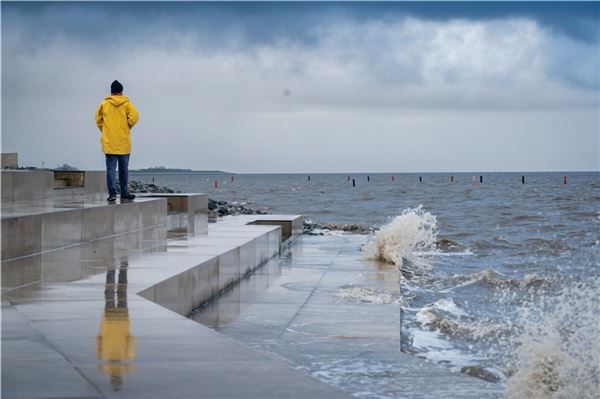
<box><xmin>352</xmin><ymin>178</ymin><xmax>356</xmax><ymax>187</ymax></box>
<box><xmin>419</xmin><ymin>176</ymin><xmax>422</xmax><ymax>182</ymax></box>
<box><xmin>480</xmin><ymin>175</ymin><xmax>483</xmax><ymax>183</ymax></box>
<box><xmin>214</xmin><ymin>180</ymin><xmax>218</xmax><ymax>189</ymax></box>
<box><xmin>522</xmin><ymin>176</ymin><xmax>525</xmax><ymax>184</ymax></box>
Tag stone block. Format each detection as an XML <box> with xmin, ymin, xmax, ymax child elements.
<box><xmin>1</xmin><ymin>171</ymin><xmax>14</xmax><ymax>202</ymax></box>
<box><xmin>114</xmin><ymin>201</ymin><xmax>141</xmax><ymax>234</ymax></box>
<box><xmin>81</xmin><ymin>205</ymin><xmax>115</xmax><ymax>242</ymax></box>
<box><xmin>140</xmin><ymin>198</ymin><xmax>167</xmax><ymax>229</ymax></box>
<box><xmin>154</xmin><ymin>272</ymin><xmax>193</xmax><ymax>315</ymax></box>
<box><xmin>41</xmin><ymin>246</ymin><xmax>90</xmax><ymax>283</ymax></box>
<box><xmin>53</xmin><ymin>171</ymin><xmax>84</xmax><ymax>187</ymax></box>
<box><xmin>254</xmin><ymin>234</ymin><xmax>269</xmax><ymax>266</ymax></box>
<box><xmin>218</xmin><ymin>247</ymin><xmax>241</xmax><ymax>292</ymax></box>
<box><xmin>140</xmin><ymin>194</ymin><xmax>207</xmax><ymax>235</ymax></box>
<box><xmin>248</xmin><ymin>215</ymin><xmax>303</xmax><ymax>244</ymax></box>
<box><xmin>83</xmin><ymin>170</ymin><xmax>106</xmax><ymax>195</ymax></box>
<box><xmin>0</xmin><ymin>255</ymin><xmax>42</xmax><ymax>291</ymax></box>
<box><xmin>11</xmin><ymin>171</ymin><xmax>53</xmax><ymax>201</ymax></box>
<box><xmin>239</xmin><ymin>239</ymin><xmax>257</xmax><ymax>274</ymax></box>
<box><xmin>189</xmin><ymin>257</ymin><xmax>219</xmax><ymax>310</ymax></box>
<box><xmin>41</xmin><ymin>209</ymin><xmax>82</xmax><ymax>252</ymax></box>
<box><xmin>1</xmin><ymin>214</ymin><xmax>42</xmax><ymax>260</ymax></box>
<box><xmin>1</xmin><ymin>153</ymin><xmax>18</xmax><ymax>169</ymax></box>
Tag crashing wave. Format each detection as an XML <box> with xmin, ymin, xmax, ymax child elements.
<box><xmin>363</xmin><ymin>206</ymin><xmax>438</xmax><ymax>268</ymax></box>
<box><xmin>503</xmin><ymin>280</ymin><xmax>600</xmax><ymax>398</ymax></box>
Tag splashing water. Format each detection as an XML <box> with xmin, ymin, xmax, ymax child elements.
<box><xmin>502</xmin><ymin>279</ymin><xmax>600</xmax><ymax>398</ymax></box>
<box><xmin>363</xmin><ymin>206</ymin><xmax>438</xmax><ymax>268</ymax></box>
<box><xmin>336</xmin><ymin>286</ymin><xmax>402</xmax><ymax>305</ymax></box>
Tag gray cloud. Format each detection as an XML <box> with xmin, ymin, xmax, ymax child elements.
<box><xmin>2</xmin><ymin>8</ymin><xmax>598</xmax><ymax>172</ymax></box>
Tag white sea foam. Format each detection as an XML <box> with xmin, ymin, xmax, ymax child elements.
<box><xmin>502</xmin><ymin>280</ymin><xmax>600</xmax><ymax>398</ymax></box>
<box><xmin>415</xmin><ymin>250</ymin><xmax>474</xmax><ymax>257</ymax></box>
<box><xmin>444</xmin><ymin>268</ymin><xmax>547</xmax><ymax>292</ymax></box>
<box><xmin>336</xmin><ymin>286</ymin><xmax>401</xmax><ymax>305</ymax></box>
<box><xmin>432</xmin><ymin>298</ymin><xmax>468</xmax><ymax>317</ymax></box>
<box><xmin>414</xmin><ymin>297</ymin><xmax>512</xmax><ymax>346</ymax></box>
<box><xmin>363</xmin><ymin>206</ymin><xmax>438</xmax><ymax>268</ymax></box>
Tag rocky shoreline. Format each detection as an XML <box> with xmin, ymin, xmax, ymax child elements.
<box><xmin>302</xmin><ymin>220</ymin><xmax>374</xmax><ymax>235</ymax></box>
<box><xmin>129</xmin><ymin>180</ymin><xmax>269</xmax><ymax>218</ymax></box>
<box><xmin>128</xmin><ymin>179</ymin><xmax>370</xmax><ymax>235</ymax></box>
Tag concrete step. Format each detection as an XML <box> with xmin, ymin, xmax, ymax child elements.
<box><xmin>1</xmin><ymin>196</ymin><xmax>167</xmax><ymax>260</ymax></box>
<box><xmin>139</xmin><ymin>193</ymin><xmax>209</xmax><ymax>236</ymax></box>
<box><xmin>2</xmin><ymin>170</ymin><xmax>106</xmax><ymax>202</ymax></box>
<box><xmin>1</xmin><ymin>215</ymin><xmax>349</xmax><ymax>399</ymax></box>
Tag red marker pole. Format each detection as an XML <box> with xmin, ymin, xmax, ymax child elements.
<box><xmin>214</xmin><ymin>180</ymin><xmax>218</xmax><ymax>189</ymax></box>
<box><xmin>563</xmin><ymin>176</ymin><xmax>568</xmax><ymax>185</ymax></box>
<box><xmin>450</xmin><ymin>175</ymin><xmax>454</xmax><ymax>183</ymax></box>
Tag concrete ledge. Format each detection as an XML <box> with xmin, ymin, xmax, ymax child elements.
<box><xmin>1</xmin><ymin>197</ymin><xmax>167</xmax><ymax>260</ymax></box>
<box><xmin>52</xmin><ymin>170</ymin><xmax>106</xmax><ymax>196</ymax></box>
<box><xmin>139</xmin><ymin>193</ymin><xmax>208</xmax><ymax>236</ymax></box>
<box><xmin>1</xmin><ymin>153</ymin><xmax>18</xmax><ymax>169</ymax></box>
<box><xmin>1</xmin><ymin>170</ymin><xmax>106</xmax><ymax>201</ymax></box>
<box><xmin>1</xmin><ymin>170</ymin><xmax>54</xmax><ymax>202</ymax></box>
<box><xmin>2</xmin><ymin>215</ymin><xmax>352</xmax><ymax>399</ymax></box>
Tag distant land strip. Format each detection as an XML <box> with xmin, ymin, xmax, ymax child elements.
<box><xmin>131</xmin><ymin>167</ymin><xmax>230</xmax><ymax>174</ymax></box>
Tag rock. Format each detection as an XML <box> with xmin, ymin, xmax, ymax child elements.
<box><xmin>303</xmin><ymin>220</ymin><xmax>373</xmax><ymax>235</ymax></box>
<box><xmin>128</xmin><ymin>179</ymin><xmax>175</xmax><ymax>194</ymax></box>
<box><xmin>460</xmin><ymin>366</ymin><xmax>501</xmax><ymax>383</ymax></box>
<box><xmin>208</xmin><ymin>199</ymin><xmax>217</xmax><ymax>210</ymax></box>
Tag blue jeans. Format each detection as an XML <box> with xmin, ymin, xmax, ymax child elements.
<box><xmin>105</xmin><ymin>154</ymin><xmax>130</xmax><ymax>197</ymax></box>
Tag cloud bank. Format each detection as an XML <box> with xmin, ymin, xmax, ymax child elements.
<box><xmin>2</xmin><ymin>3</ymin><xmax>598</xmax><ymax>172</ymax></box>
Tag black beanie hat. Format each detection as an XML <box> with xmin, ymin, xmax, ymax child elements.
<box><xmin>111</xmin><ymin>80</ymin><xmax>123</xmax><ymax>94</ymax></box>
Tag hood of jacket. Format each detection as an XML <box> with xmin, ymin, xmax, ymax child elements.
<box><xmin>104</xmin><ymin>95</ymin><xmax>130</xmax><ymax>107</ymax></box>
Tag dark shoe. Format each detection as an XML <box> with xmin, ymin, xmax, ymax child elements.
<box><xmin>107</xmin><ymin>195</ymin><xmax>117</xmax><ymax>203</ymax></box>
<box><xmin>121</xmin><ymin>194</ymin><xmax>136</xmax><ymax>202</ymax></box>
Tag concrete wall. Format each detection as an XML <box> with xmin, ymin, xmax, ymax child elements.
<box><xmin>1</xmin><ymin>153</ymin><xmax>18</xmax><ymax>169</ymax></box>
<box><xmin>141</xmin><ymin>193</ymin><xmax>209</xmax><ymax>236</ymax></box>
<box><xmin>141</xmin><ymin>225</ymin><xmax>282</xmax><ymax>316</ymax></box>
<box><xmin>1</xmin><ymin>171</ymin><xmax>54</xmax><ymax>202</ymax></box>
<box><xmin>1</xmin><ymin>198</ymin><xmax>167</xmax><ymax>260</ymax></box>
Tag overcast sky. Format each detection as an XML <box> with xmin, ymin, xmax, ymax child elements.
<box><xmin>2</xmin><ymin>2</ymin><xmax>599</xmax><ymax>173</ymax></box>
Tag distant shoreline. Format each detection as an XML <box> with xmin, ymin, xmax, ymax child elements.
<box><xmin>130</xmin><ymin>171</ymin><xmax>230</xmax><ymax>175</ymax></box>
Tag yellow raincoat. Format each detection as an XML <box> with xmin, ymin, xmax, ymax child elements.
<box><xmin>95</xmin><ymin>95</ymin><xmax>139</xmax><ymax>154</ymax></box>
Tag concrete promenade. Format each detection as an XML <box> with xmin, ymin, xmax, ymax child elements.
<box><xmin>1</xmin><ymin>169</ymin><xmax>351</xmax><ymax>399</ymax></box>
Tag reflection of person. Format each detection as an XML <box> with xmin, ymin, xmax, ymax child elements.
<box><xmin>96</xmin><ymin>260</ymin><xmax>136</xmax><ymax>391</ymax></box>
<box><xmin>95</xmin><ymin>80</ymin><xmax>139</xmax><ymax>203</ymax></box>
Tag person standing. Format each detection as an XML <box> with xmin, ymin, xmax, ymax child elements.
<box><xmin>95</xmin><ymin>80</ymin><xmax>139</xmax><ymax>202</ymax></box>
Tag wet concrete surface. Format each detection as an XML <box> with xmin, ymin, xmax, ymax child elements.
<box><xmin>2</xmin><ymin>209</ymin><xmax>350</xmax><ymax>399</ymax></box>
<box><xmin>191</xmin><ymin>234</ymin><xmax>504</xmax><ymax>399</ymax></box>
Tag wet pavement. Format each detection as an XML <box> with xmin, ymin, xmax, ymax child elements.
<box><xmin>191</xmin><ymin>233</ymin><xmax>504</xmax><ymax>399</ymax></box>
<box><xmin>2</xmin><ymin>206</ymin><xmax>350</xmax><ymax>399</ymax></box>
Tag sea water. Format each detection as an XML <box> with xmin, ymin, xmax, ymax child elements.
<box><xmin>135</xmin><ymin>172</ymin><xmax>599</xmax><ymax>397</ymax></box>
